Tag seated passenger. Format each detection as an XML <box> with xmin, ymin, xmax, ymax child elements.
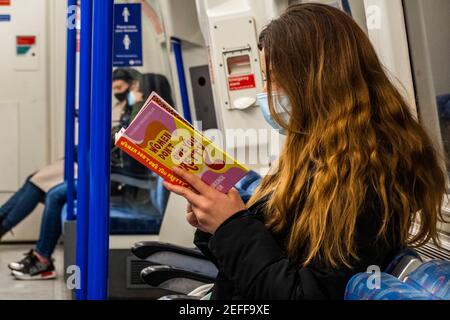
<box><xmin>163</xmin><ymin>4</ymin><xmax>447</xmax><ymax>300</ymax></box>
<box><xmin>0</xmin><ymin>68</ymin><xmax>151</xmax><ymax>280</ymax></box>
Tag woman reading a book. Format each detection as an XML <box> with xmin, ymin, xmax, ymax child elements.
<box><xmin>163</xmin><ymin>3</ymin><xmax>447</xmax><ymax>300</ymax></box>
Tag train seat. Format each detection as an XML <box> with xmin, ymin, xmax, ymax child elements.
<box><xmin>345</xmin><ymin>249</ymin><xmax>450</xmax><ymax>300</ymax></box>
<box><xmin>61</xmin><ymin>176</ymin><xmax>169</xmax><ymax>235</ymax></box>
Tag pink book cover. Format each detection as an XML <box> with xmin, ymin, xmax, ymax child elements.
<box><xmin>115</xmin><ymin>92</ymin><xmax>249</xmax><ymax>193</ymax></box>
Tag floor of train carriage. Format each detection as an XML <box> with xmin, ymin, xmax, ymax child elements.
<box><xmin>0</xmin><ymin>244</ymin><xmax>70</xmax><ymax>300</ymax></box>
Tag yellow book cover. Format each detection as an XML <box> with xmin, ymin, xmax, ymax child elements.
<box><xmin>115</xmin><ymin>92</ymin><xmax>249</xmax><ymax>193</ymax></box>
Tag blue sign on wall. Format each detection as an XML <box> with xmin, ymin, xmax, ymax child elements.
<box><xmin>0</xmin><ymin>14</ymin><xmax>11</xmax><ymax>22</ymax></box>
<box><xmin>113</xmin><ymin>3</ymin><xmax>143</xmax><ymax>67</ymax></box>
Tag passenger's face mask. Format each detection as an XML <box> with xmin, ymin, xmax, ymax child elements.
<box><xmin>256</xmin><ymin>92</ymin><xmax>291</xmax><ymax>135</ymax></box>
<box><xmin>127</xmin><ymin>91</ymin><xmax>136</xmax><ymax>107</ymax></box>
<box><xmin>114</xmin><ymin>89</ymin><xmax>129</xmax><ymax>102</ymax></box>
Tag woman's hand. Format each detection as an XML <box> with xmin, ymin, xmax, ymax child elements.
<box><xmin>163</xmin><ymin>167</ymin><xmax>247</xmax><ymax>235</ymax></box>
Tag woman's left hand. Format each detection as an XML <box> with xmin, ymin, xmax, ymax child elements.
<box><xmin>163</xmin><ymin>167</ymin><xmax>247</xmax><ymax>235</ymax></box>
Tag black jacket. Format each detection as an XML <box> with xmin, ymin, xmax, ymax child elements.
<box><xmin>194</xmin><ymin>193</ymin><xmax>401</xmax><ymax>300</ymax></box>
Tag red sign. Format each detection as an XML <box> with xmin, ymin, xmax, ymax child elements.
<box><xmin>17</xmin><ymin>36</ymin><xmax>36</xmax><ymax>46</ymax></box>
<box><xmin>228</xmin><ymin>74</ymin><xmax>256</xmax><ymax>91</ymax></box>
<box><xmin>0</xmin><ymin>0</ymin><xmax>10</xmax><ymax>6</ymax></box>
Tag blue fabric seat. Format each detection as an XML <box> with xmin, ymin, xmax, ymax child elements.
<box><xmin>437</xmin><ymin>94</ymin><xmax>450</xmax><ymax>119</ymax></box>
<box><xmin>62</xmin><ymin>172</ymin><xmax>261</xmax><ymax>235</ymax></box>
<box><xmin>345</xmin><ymin>249</ymin><xmax>450</xmax><ymax>300</ymax></box>
<box><xmin>62</xmin><ymin>176</ymin><xmax>169</xmax><ymax>235</ymax></box>
<box><xmin>404</xmin><ymin>260</ymin><xmax>450</xmax><ymax>300</ymax></box>
<box><xmin>345</xmin><ymin>272</ymin><xmax>438</xmax><ymax>300</ymax></box>
<box><xmin>234</xmin><ymin>170</ymin><xmax>262</xmax><ymax>203</ymax></box>
<box><xmin>61</xmin><ymin>201</ymin><xmax>163</xmax><ymax>235</ymax></box>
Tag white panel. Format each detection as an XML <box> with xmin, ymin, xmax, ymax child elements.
<box><xmin>363</xmin><ymin>0</ymin><xmax>417</xmax><ymax>118</ymax></box>
<box><xmin>159</xmin><ymin>194</ymin><xmax>196</xmax><ymax>247</ymax></box>
<box><xmin>0</xmin><ymin>102</ymin><xmax>19</xmax><ymax>191</ymax></box>
<box><xmin>0</xmin><ymin>0</ymin><xmax>49</xmax><ymax>241</ymax></box>
<box><xmin>160</xmin><ymin>0</ymin><xmax>205</xmax><ymax>46</ymax></box>
<box><xmin>196</xmin><ymin>0</ymin><xmax>285</xmax><ymax>173</ymax></box>
<box><xmin>6</xmin><ymin>0</ymin><xmax>48</xmax><ymax>182</ymax></box>
<box><xmin>48</xmin><ymin>0</ymin><xmax>68</xmax><ymax>161</ymax></box>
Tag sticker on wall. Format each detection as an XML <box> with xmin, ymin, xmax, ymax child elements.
<box><xmin>15</xmin><ymin>35</ymin><xmax>39</xmax><ymax>71</ymax></box>
<box><xmin>228</xmin><ymin>75</ymin><xmax>256</xmax><ymax>91</ymax></box>
<box><xmin>16</xmin><ymin>36</ymin><xmax>36</xmax><ymax>56</ymax></box>
<box><xmin>113</xmin><ymin>3</ymin><xmax>143</xmax><ymax>67</ymax></box>
<box><xmin>0</xmin><ymin>14</ymin><xmax>10</xmax><ymax>22</ymax></box>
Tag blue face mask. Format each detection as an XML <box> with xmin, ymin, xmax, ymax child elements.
<box><xmin>256</xmin><ymin>92</ymin><xmax>291</xmax><ymax>135</ymax></box>
<box><xmin>127</xmin><ymin>91</ymin><xmax>136</xmax><ymax>107</ymax></box>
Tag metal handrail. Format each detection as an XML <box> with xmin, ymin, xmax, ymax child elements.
<box><xmin>75</xmin><ymin>0</ymin><xmax>93</xmax><ymax>301</ymax></box>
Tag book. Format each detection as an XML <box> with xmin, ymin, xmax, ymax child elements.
<box><xmin>115</xmin><ymin>92</ymin><xmax>249</xmax><ymax>193</ymax></box>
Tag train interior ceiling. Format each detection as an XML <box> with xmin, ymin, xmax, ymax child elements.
<box><xmin>0</xmin><ymin>0</ymin><xmax>449</xmax><ymax>300</ymax></box>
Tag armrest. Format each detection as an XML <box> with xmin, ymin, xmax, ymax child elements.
<box><xmin>132</xmin><ymin>241</ymin><xmax>206</xmax><ymax>260</ymax></box>
<box><xmin>141</xmin><ymin>265</ymin><xmax>215</xmax><ymax>287</ymax></box>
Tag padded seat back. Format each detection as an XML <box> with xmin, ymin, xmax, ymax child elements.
<box><xmin>345</xmin><ymin>272</ymin><xmax>438</xmax><ymax>300</ymax></box>
<box><xmin>234</xmin><ymin>170</ymin><xmax>262</xmax><ymax>203</ymax></box>
<box><xmin>405</xmin><ymin>260</ymin><xmax>450</xmax><ymax>300</ymax></box>
<box><xmin>62</xmin><ymin>177</ymin><xmax>170</xmax><ymax>235</ymax></box>
<box><xmin>345</xmin><ymin>249</ymin><xmax>450</xmax><ymax>300</ymax></box>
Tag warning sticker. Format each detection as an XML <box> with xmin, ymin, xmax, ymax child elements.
<box><xmin>16</xmin><ymin>36</ymin><xmax>36</xmax><ymax>55</ymax></box>
<box><xmin>228</xmin><ymin>74</ymin><xmax>256</xmax><ymax>91</ymax></box>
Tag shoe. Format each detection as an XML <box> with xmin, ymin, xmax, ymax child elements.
<box><xmin>8</xmin><ymin>249</ymin><xmax>35</xmax><ymax>271</ymax></box>
<box><xmin>11</xmin><ymin>253</ymin><xmax>56</xmax><ymax>280</ymax></box>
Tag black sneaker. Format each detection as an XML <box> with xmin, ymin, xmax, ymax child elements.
<box><xmin>11</xmin><ymin>253</ymin><xmax>56</xmax><ymax>280</ymax></box>
<box><xmin>8</xmin><ymin>249</ymin><xmax>34</xmax><ymax>271</ymax></box>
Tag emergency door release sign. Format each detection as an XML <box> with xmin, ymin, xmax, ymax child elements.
<box><xmin>113</xmin><ymin>3</ymin><xmax>143</xmax><ymax>67</ymax></box>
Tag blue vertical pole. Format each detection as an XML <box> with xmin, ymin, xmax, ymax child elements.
<box><xmin>342</xmin><ymin>0</ymin><xmax>353</xmax><ymax>16</ymax></box>
<box><xmin>64</xmin><ymin>0</ymin><xmax>77</xmax><ymax>221</ymax></box>
<box><xmin>87</xmin><ymin>0</ymin><xmax>114</xmax><ymax>300</ymax></box>
<box><xmin>171</xmin><ymin>38</ymin><xmax>193</xmax><ymax>123</ymax></box>
<box><xmin>75</xmin><ymin>0</ymin><xmax>92</xmax><ymax>301</ymax></box>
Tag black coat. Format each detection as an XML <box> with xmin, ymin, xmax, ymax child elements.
<box><xmin>194</xmin><ymin>192</ymin><xmax>401</xmax><ymax>300</ymax></box>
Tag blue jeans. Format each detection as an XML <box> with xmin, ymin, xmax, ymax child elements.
<box><xmin>0</xmin><ymin>179</ymin><xmax>70</xmax><ymax>259</ymax></box>
<box><xmin>35</xmin><ymin>183</ymin><xmax>70</xmax><ymax>259</ymax></box>
<box><xmin>0</xmin><ymin>178</ymin><xmax>45</xmax><ymax>230</ymax></box>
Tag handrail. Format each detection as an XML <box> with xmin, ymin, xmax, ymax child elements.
<box><xmin>64</xmin><ymin>0</ymin><xmax>78</xmax><ymax>222</ymax></box>
<box><xmin>171</xmin><ymin>38</ymin><xmax>193</xmax><ymax>124</ymax></box>
<box><xmin>86</xmin><ymin>0</ymin><xmax>114</xmax><ymax>300</ymax></box>
<box><xmin>75</xmin><ymin>0</ymin><xmax>93</xmax><ymax>301</ymax></box>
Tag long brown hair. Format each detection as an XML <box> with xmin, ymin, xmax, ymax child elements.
<box><xmin>250</xmin><ymin>3</ymin><xmax>447</xmax><ymax>269</ymax></box>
